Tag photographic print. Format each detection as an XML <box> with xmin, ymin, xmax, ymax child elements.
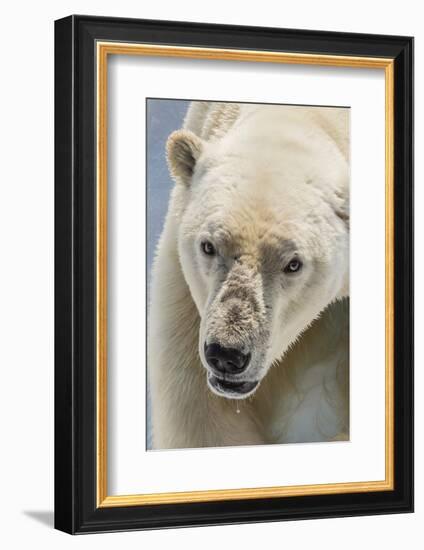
<box><xmin>55</xmin><ymin>16</ymin><xmax>413</xmax><ymax>533</ymax></box>
<box><xmin>147</xmin><ymin>99</ymin><xmax>350</xmax><ymax>450</ymax></box>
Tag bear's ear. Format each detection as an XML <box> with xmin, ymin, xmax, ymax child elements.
<box><xmin>166</xmin><ymin>130</ymin><xmax>204</xmax><ymax>185</ymax></box>
<box><xmin>334</xmin><ymin>194</ymin><xmax>350</xmax><ymax>229</ymax></box>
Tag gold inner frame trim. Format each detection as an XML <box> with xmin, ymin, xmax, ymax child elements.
<box><xmin>96</xmin><ymin>41</ymin><xmax>395</xmax><ymax>508</ymax></box>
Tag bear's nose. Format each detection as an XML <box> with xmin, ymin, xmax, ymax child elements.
<box><xmin>204</xmin><ymin>343</ymin><xmax>250</xmax><ymax>375</ymax></box>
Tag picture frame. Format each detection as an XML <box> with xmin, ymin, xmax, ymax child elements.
<box><xmin>54</xmin><ymin>14</ymin><xmax>414</xmax><ymax>534</ymax></box>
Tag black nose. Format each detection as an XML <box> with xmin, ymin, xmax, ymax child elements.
<box><xmin>204</xmin><ymin>343</ymin><xmax>250</xmax><ymax>375</ymax></box>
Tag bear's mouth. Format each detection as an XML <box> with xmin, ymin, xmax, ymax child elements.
<box><xmin>207</xmin><ymin>374</ymin><xmax>259</xmax><ymax>399</ymax></box>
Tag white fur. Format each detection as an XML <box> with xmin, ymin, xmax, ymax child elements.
<box><xmin>149</xmin><ymin>102</ymin><xmax>349</xmax><ymax>449</ymax></box>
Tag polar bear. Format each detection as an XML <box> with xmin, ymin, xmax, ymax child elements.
<box><xmin>148</xmin><ymin>101</ymin><xmax>349</xmax><ymax>449</ymax></box>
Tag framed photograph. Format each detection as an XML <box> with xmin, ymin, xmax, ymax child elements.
<box><xmin>54</xmin><ymin>15</ymin><xmax>414</xmax><ymax>534</ymax></box>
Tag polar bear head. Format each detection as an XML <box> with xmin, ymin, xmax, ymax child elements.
<box><xmin>166</xmin><ymin>105</ymin><xmax>349</xmax><ymax>400</ymax></box>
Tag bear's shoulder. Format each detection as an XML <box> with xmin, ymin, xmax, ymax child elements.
<box><xmin>306</xmin><ymin>107</ymin><xmax>350</xmax><ymax>161</ymax></box>
<box><xmin>183</xmin><ymin>101</ymin><xmax>241</xmax><ymax>141</ymax></box>
<box><xmin>184</xmin><ymin>102</ymin><xmax>349</xmax><ymax>160</ymax></box>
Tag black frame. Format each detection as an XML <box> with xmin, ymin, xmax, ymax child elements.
<box><xmin>55</xmin><ymin>15</ymin><xmax>414</xmax><ymax>534</ymax></box>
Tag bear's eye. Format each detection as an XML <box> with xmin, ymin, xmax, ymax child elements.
<box><xmin>284</xmin><ymin>258</ymin><xmax>302</xmax><ymax>274</ymax></box>
<box><xmin>201</xmin><ymin>241</ymin><xmax>216</xmax><ymax>256</ymax></box>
